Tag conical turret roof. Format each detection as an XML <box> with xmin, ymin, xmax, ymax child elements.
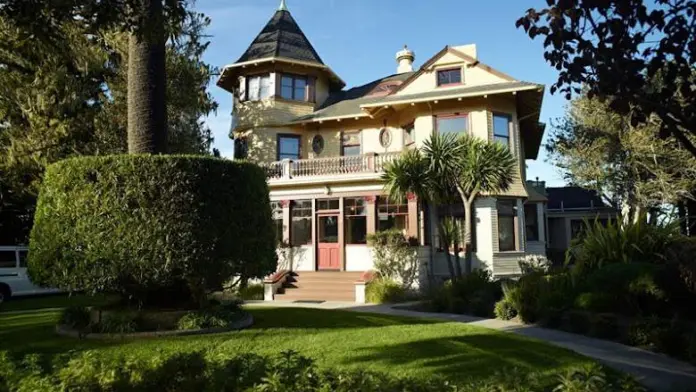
<box><xmin>237</xmin><ymin>6</ymin><xmax>324</xmax><ymax>65</ymax></box>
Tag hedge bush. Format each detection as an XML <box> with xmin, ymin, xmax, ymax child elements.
<box><xmin>28</xmin><ymin>155</ymin><xmax>277</xmax><ymax>307</ymax></box>
<box><xmin>428</xmin><ymin>269</ymin><xmax>502</xmax><ymax>317</ymax></box>
<box><xmin>0</xmin><ymin>349</ymin><xmax>644</xmax><ymax>392</ymax></box>
<box><xmin>366</xmin><ymin>279</ymin><xmax>408</xmax><ymax>304</ymax></box>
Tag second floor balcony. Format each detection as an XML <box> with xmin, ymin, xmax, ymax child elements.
<box><xmin>261</xmin><ymin>152</ymin><xmax>402</xmax><ymax>185</ymax></box>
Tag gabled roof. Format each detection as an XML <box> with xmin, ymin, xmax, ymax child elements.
<box><xmin>293</xmin><ymin>73</ymin><xmax>414</xmax><ymax>122</ymax></box>
<box><xmin>393</xmin><ymin>45</ymin><xmax>516</xmax><ymax>95</ymax></box>
<box><xmin>361</xmin><ymin>81</ymin><xmax>542</xmax><ymax>108</ymax></box>
<box><xmin>237</xmin><ymin>9</ymin><xmax>323</xmax><ymax>65</ymax></box>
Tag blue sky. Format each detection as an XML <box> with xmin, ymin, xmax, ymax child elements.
<box><xmin>196</xmin><ymin>0</ymin><xmax>568</xmax><ymax>186</ymax></box>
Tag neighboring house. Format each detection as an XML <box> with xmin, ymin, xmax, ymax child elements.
<box><xmin>543</xmin><ymin>185</ymin><xmax>618</xmax><ymax>263</ymax></box>
<box><xmin>217</xmin><ymin>1</ymin><xmax>547</xmax><ymax>300</ymax></box>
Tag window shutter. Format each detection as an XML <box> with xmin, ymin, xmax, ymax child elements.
<box><xmin>307</xmin><ymin>76</ymin><xmax>316</xmax><ymax>103</ymax></box>
<box><xmin>275</xmin><ymin>73</ymin><xmax>282</xmax><ymax>97</ymax></box>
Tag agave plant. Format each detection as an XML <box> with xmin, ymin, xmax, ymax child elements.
<box><xmin>567</xmin><ymin>217</ymin><xmax>681</xmax><ymax>273</ymax></box>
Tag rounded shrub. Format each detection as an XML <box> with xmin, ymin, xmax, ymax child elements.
<box><xmin>494</xmin><ymin>299</ymin><xmax>517</xmax><ymax>320</ymax></box>
<box><xmin>366</xmin><ymin>279</ymin><xmax>407</xmax><ymax>304</ymax></box>
<box><xmin>28</xmin><ymin>155</ymin><xmax>277</xmax><ymax>306</ymax></box>
<box><xmin>59</xmin><ymin>306</ymin><xmax>91</xmax><ymax>330</ymax></box>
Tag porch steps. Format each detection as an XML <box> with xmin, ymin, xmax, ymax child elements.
<box><xmin>274</xmin><ymin>271</ymin><xmax>363</xmax><ymax>302</ymax></box>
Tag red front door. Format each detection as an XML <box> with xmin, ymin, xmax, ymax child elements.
<box><xmin>317</xmin><ymin>215</ymin><xmax>340</xmax><ymax>270</ymax></box>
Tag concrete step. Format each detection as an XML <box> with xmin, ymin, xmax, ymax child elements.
<box><xmin>281</xmin><ymin>284</ymin><xmax>354</xmax><ymax>293</ymax></box>
<box><xmin>275</xmin><ymin>291</ymin><xmax>355</xmax><ymax>301</ymax></box>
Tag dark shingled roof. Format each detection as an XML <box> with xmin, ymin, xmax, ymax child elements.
<box><xmin>293</xmin><ymin>72</ymin><xmax>415</xmax><ymax>121</ymax></box>
<box><xmin>546</xmin><ymin>187</ymin><xmax>609</xmax><ymax>210</ymax></box>
<box><xmin>237</xmin><ymin>9</ymin><xmax>323</xmax><ymax>65</ymax></box>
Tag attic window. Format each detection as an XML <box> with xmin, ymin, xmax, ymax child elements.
<box><xmin>437</xmin><ymin>68</ymin><xmax>462</xmax><ymax>86</ymax></box>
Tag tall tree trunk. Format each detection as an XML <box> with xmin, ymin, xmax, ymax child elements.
<box><xmin>437</xmin><ymin>225</ymin><xmax>457</xmax><ymax>281</ymax></box>
<box><xmin>453</xmin><ymin>234</ymin><xmax>462</xmax><ymax>278</ymax></box>
<box><xmin>127</xmin><ymin>0</ymin><xmax>168</xmax><ymax>154</ymax></box>
<box><xmin>463</xmin><ymin>199</ymin><xmax>473</xmax><ymax>274</ymax></box>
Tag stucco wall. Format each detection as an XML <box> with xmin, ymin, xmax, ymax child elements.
<box><xmin>345</xmin><ymin>245</ymin><xmax>373</xmax><ymax>271</ymax></box>
<box><xmin>245</xmin><ymin>127</ymin><xmax>306</xmax><ymax>163</ymax></box>
<box><xmin>277</xmin><ymin>245</ymin><xmax>314</xmax><ymax>271</ymax></box>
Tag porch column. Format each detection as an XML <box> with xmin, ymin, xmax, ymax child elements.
<box><xmin>311</xmin><ymin>199</ymin><xmax>317</xmax><ymax>270</ymax></box>
<box><xmin>407</xmin><ymin>193</ymin><xmax>419</xmax><ymax>240</ymax></box>
<box><xmin>281</xmin><ymin>200</ymin><xmax>291</xmax><ymax>244</ymax></box>
<box><xmin>338</xmin><ymin>197</ymin><xmax>345</xmax><ymax>271</ymax></box>
<box><xmin>365</xmin><ymin>196</ymin><xmax>377</xmax><ymax>235</ymax></box>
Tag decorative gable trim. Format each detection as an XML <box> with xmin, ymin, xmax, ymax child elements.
<box><xmin>391</xmin><ymin>45</ymin><xmax>517</xmax><ymax>95</ymax></box>
<box><xmin>449</xmin><ymin>47</ymin><xmax>516</xmax><ymax>82</ymax></box>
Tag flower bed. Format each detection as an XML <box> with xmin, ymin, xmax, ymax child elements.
<box><xmin>56</xmin><ymin>312</ymin><xmax>253</xmax><ymax>340</ymax></box>
<box><xmin>56</xmin><ymin>300</ymin><xmax>251</xmax><ymax>339</ymax></box>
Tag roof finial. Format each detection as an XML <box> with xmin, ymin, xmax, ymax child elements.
<box><xmin>279</xmin><ymin>0</ymin><xmax>288</xmax><ymax>11</ymax></box>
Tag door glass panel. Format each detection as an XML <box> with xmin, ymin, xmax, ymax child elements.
<box><xmin>318</xmin><ymin>216</ymin><xmax>339</xmax><ymax>243</ymax></box>
<box><xmin>0</xmin><ymin>251</ymin><xmax>17</xmax><ymax>268</ymax></box>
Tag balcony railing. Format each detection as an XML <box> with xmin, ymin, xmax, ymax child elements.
<box><xmin>262</xmin><ymin>152</ymin><xmax>402</xmax><ymax>180</ymax></box>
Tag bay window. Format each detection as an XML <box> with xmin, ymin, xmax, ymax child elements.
<box><xmin>524</xmin><ymin>204</ymin><xmax>539</xmax><ymax>242</ymax></box>
<box><xmin>271</xmin><ymin>201</ymin><xmax>284</xmax><ymax>244</ymax></box>
<box><xmin>247</xmin><ymin>74</ymin><xmax>271</xmax><ymax>101</ymax></box>
<box><xmin>291</xmin><ymin>200</ymin><xmax>312</xmax><ymax>246</ymax></box>
<box><xmin>280</xmin><ymin>74</ymin><xmax>307</xmax><ymax>101</ymax></box>
<box><xmin>378</xmin><ymin>197</ymin><xmax>408</xmax><ymax>233</ymax></box>
<box><xmin>344</xmin><ymin>198</ymin><xmax>367</xmax><ymax>244</ymax></box>
<box><xmin>493</xmin><ymin>113</ymin><xmax>511</xmax><ymax>147</ymax></box>
<box><xmin>435</xmin><ymin>114</ymin><xmax>468</xmax><ymax>136</ymax></box>
<box><xmin>497</xmin><ymin>200</ymin><xmax>517</xmax><ymax>252</ymax></box>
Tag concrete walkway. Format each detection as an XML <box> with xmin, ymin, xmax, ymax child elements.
<box><xmin>248</xmin><ymin>301</ymin><xmax>696</xmax><ymax>391</ymax></box>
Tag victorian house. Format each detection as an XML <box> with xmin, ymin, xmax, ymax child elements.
<box><xmin>217</xmin><ymin>0</ymin><xmax>548</xmax><ymax>301</ymax></box>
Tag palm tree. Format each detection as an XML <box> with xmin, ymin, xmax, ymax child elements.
<box><xmin>127</xmin><ymin>0</ymin><xmax>168</xmax><ymax>154</ymax></box>
<box><xmin>383</xmin><ymin>133</ymin><xmax>516</xmax><ymax>276</ymax></box>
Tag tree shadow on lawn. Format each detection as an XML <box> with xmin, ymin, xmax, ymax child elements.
<box><xmin>0</xmin><ymin>310</ymin><xmax>115</xmax><ymax>358</ymax></box>
<box><xmin>247</xmin><ymin>307</ymin><xmax>444</xmax><ymax>330</ymax></box>
<box><xmin>344</xmin><ymin>332</ymin><xmax>594</xmax><ymax>385</ymax></box>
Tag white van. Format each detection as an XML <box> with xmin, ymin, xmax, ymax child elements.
<box><xmin>0</xmin><ymin>246</ymin><xmax>60</xmax><ymax>303</ymax></box>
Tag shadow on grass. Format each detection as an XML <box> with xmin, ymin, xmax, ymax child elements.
<box><xmin>247</xmin><ymin>307</ymin><xmax>444</xmax><ymax>330</ymax></box>
<box><xmin>344</xmin><ymin>332</ymin><xmax>592</xmax><ymax>384</ymax></box>
<box><xmin>0</xmin><ymin>293</ymin><xmax>117</xmax><ymax>313</ymax></box>
<box><xmin>0</xmin><ymin>310</ymin><xmax>114</xmax><ymax>358</ymax></box>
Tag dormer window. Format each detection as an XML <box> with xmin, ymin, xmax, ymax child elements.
<box><xmin>436</xmin><ymin>68</ymin><xmax>462</xmax><ymax>86</ymax></box>
<box><xmin>247</xmin><ymin>74</ymin><xmax>272</xmax><ymax>101</ymax></box>
<box><xmin>280</xmin><ymin>74</ymin><xmax>307</xmax><ymax>101</ymax></box>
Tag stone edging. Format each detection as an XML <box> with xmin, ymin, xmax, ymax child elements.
<box><xmin>56</xmin><ymin>312</ymin><xmax>254</xmax><ymax>340</ymax></box>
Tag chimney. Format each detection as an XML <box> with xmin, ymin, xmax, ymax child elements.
<box><xmin>396</xmin><ymin>45</ymin><xmax>415</xmax><ymax>74</ymax></box>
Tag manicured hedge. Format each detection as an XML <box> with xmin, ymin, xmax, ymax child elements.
<box><xmin>28</xmin><ymin>155</ymin><xmax>276</xmax><ymax>305</ymax></box>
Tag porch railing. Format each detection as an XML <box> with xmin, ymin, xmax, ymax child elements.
<box><xmin>262</xmin><ymin>152</ymin><xmax>402</xmax><ymax>180</ymax></box>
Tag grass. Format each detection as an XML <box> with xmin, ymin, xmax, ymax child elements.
<box><xmin>0</xmin><ymin>295</ymin><xmax>597</xmax><ymax>385</ymax></box>
<box><xmin>0</xmin><ymin>293</ymin><xmax>116</xmax><ymax>312</ymax></box>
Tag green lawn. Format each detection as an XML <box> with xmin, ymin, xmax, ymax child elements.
<box><xmin>0</xmin><ymin>296</ymin><xmax>597</xmax><ymax>385</ymax></box>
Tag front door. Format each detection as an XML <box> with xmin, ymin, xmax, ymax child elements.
<box><xmin>317</xmin><ymin>215</ymin><xmax>340</xmax><ymax>270</ymax></box>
